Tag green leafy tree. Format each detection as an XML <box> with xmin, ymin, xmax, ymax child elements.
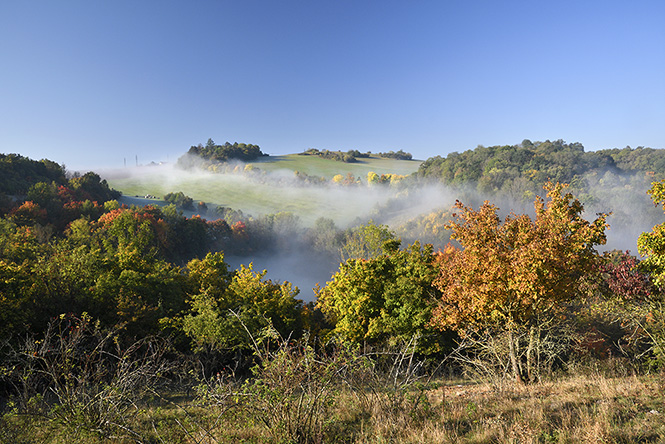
<box><xmin>367</xmin><ymin>171</ymin><xmax>380</xmax><ymax>186</ymax></box>
<box><xmin>340</xmin><ymin>220</ymin><xmax>400</xmax><ymax>262</ymax></box>
<box><xmin>317</xmin><ymin>241</ymin><xmax>443</xmax><ymax>352</ymax></box>
<box><xmin>68</xmin><ymin>172</ymin><xmax>121</xmax><ymax>203</ymax></box>
<box><xmin>179</xmin><ymin>254</ymin><xmax>303</xmax><ymax>351</ymax></box>
<box><xmin>636</xmin><ymin>179</ymin><xmax>665</xmax><ymax>367</ymax></box>
<box><xmin>0</xmin><ymin>220</ymin><xmax>51</xmax><ymax>337</ymax></box>
<box><xmin>164</xmin><ymin>191</ymin><xmax>194</xmax><ymax>210</ymax></box>
<box><xmin>306</xmin><ymin>217</ymin><xmax>344</xmax><ymax>256</ymax></box>
<box><xmin>83</xmin><ymin>208</ymin><xmax>187</xmax><ymax>336</ymax></box>
<box><xmin>638</xmin><ymin>179</ymin><xmax>665</xmax><ymax>287</ymax></box>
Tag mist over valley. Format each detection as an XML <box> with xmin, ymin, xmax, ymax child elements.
<box><xmin>99</xmin><ymin>141</ymin><xmax>665</xmax><ymax>300</ymax></box>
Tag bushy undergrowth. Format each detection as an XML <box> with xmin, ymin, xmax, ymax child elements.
<box><xmin>0</xmin><ymin>314</ymin><xmax>172</xmax><ymax>441</ymax></box>
<box><xmin>2</xmin><ymin>319</ymin><xmax>665</xmax><ymax>443</ymax></box>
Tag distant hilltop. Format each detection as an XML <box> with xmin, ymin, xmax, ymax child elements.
<box><xmin>183</xmin><ymin>139</ymin><xmax>267</xmax><ymax>164</ymax></box>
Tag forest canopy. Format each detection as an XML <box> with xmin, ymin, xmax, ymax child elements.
<box><xmin>0</xmin><ymin>153</ymin><xmax>68</xmax><ymax>195</ymax></box>
<box><xmin>415</xmin><ymin>139</ymin><xmax>665</xmax><ymax>196</ymax></box>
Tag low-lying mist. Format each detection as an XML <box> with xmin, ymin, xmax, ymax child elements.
<box><xmin>103</xmin><ymin>162</ymin><xmax>663</xmax><ymax>301</ymax></box>
<box><xmin>104</xmin><ymin>162</ymin><xmax>437</xmax><ymax>227</ymax></box>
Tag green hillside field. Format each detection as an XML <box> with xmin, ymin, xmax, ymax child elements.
<box><xmin>102</xmin><ymin>154</ymin><xmax>422</xmax><ymax>226</ymax></box>
<box><xmin>251</xmin><ymin>153</ymin><xmax>421</xmax><ymax>178</ymax></box>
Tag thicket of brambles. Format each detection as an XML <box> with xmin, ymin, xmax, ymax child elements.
<box><xmin>2</xmin><ymin>143</ymin><xmax>665</xmax><ymax>442</ymax></box>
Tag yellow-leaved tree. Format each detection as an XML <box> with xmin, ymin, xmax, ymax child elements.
<box><xmin>637</xmin><ymin>179</ymin><xmax>665</xmax><ymax>367</ymax></box>
<box><xmin>431</xmin><ymin>181</ymin><xmax>608</xmax><ymax>382</ymax></box>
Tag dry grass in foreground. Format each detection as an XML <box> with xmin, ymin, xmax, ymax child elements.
<box><xmin>2</xmin><ymin>371</ymin><xmax>665</xmax><ymax>444</ymax></box>
<box><xmin>398</xmin><ymin>373</ymin><xmax>665</xmax><ymax>444</ymax></box>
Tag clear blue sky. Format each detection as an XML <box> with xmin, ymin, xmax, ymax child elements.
<box><xmin>1</xmin><ymin>0</ymin><xmax>663</xmax><ymax>171</ymax></box>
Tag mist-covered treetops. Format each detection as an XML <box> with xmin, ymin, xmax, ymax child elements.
<box><xmin>168</xmin><ymin>139</ymin><xmax>665</xmax><ymax>209</ymax></box>
<box><xmin>5</xmin><ymin>140</ymin><xmax>665</xmax><ymax>275</ymax></box>
<box><xmin>416</xmin><ymin>139</ymin><xmax>665</xmax><ymax>194</ymax></box>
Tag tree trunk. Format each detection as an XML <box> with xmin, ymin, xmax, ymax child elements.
<box><xmin>526</xmin><ymin>325</ymin><xmax>536</xmax><ymax>383</ymax></box>
<box><xmin>508</xmin><ymin>328</ymin><xmax>523</xmax><ymax>384</ymax></box>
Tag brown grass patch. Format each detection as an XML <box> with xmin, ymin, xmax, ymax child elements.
<box><xmin>3</xmin><ymin>373</ymin><xmax>665</xmax><ymax>443</ymax></box>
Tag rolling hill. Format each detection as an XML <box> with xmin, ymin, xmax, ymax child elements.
<box><xmin>102</xmin><ymin>154</ymin><xmax>423</xmax><ymax>226</ymax></box>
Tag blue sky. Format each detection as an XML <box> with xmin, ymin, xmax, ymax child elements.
<box><xmin>1</xmin><ymin>0</ymin><xmax>663</xmax><ymax>171</ymax></box>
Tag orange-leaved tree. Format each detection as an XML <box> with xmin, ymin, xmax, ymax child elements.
<box><xmin>431</xmin><ymin>181</ymin><xmax>608</xmax><ymax>382</ymax></box>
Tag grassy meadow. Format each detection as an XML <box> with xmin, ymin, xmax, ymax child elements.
<box><xmin>3</xmin><ymin>364</ymin><xmax>664</xmax><ymax>443</ymax></box>
<box><xmin>103</xmin><ymin>154</ymin><xmax>423</xmax><ymax>226</ymax></box>
<box><xmin>252</xmin><ymin>153</ymin><xmax>422</xmax><ymax>178</ymax></box>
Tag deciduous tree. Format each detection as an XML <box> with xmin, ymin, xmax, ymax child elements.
<box><xmin>431</xmin><ymin>182</ymin><xmax>608</xmax><ymax>382</ymax></box>
<box><xmin>340</xmin><ymin>220</ymin><xmax>400</xmax><ymax>262</ymax></box>
<box><xmin>179</xmin><ymin>254</ymin><xmax>303</xmax><ymax>352</ymax></box>
<box><xmin>317</xmin><ymin>241</ymin><xmax>443</xmax><ymax>352</ymax></box>
<box><xmin>636</xmin><ymin>179</ymin><xmax>665</xmax><ymax>367</ymax></box>
<box><xmin>638</xmin><ymin>179</ymin><xmax>665</xmax><ymax>287</ymax></box>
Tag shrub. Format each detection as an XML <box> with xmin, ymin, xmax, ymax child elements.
<box><xmin>0</xmin><ymin>314</ymin><xmax>172</xmax><ymax>440</ymax></box>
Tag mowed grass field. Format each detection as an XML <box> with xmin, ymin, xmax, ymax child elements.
<box><xmin>103</xmin><ymin>154</ymin><xmax>422</xmax><ymax>226</ymax></box>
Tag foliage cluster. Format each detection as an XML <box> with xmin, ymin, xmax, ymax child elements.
<box><xmin>318</xmin><ymin>238</ymin><xmax>441</xmax><ymax>347</ymax></box>
<box><xmin>163</xmin><ymin>190</ymin><xmax>194</xmax><ymax>210</ymax></box>
<box><xmin>0</xmin><ymin>156</ymin><xmax>408</xmax><ymax>352</ymax></box>
<box><xmin>0</xmin><ymin>154</ymin><xmax>120</xmax><ymax>231</ymax></box>
<box><xmin>366</xmin><ymin>171</ymin><xmax>406</xmax><ymax>187</ymax></box>
<box><xmin>416</xmin><ymin>139</ymin><xmax>663</xmax><ymax>198</ymax></box>
<box><xmin>300</xmin><ymin>148</ymin><xmax>413</xmax><ymax>163</ymax></box>
<box><xmin>377</xmin><ymin>149</ymin><xmax>413</xmax><ymax>160</ymax></box>
<box><xmin>176</xmin><ymin>139</ymin><xmax>267</xmax><ymax>171</ymax></box>
<box><xmin>0</xmin><ymin>204</ymin><xmax>310</xmax><ymax>347</ymax></box>
<box><xmin>192</xmin><ymin>139</ymin><xmax>266</xmax><ymax>162</ymax></box>
<box><xmin>411</xmin><ymin>140</ymin><xmax>664</xmax><ymax>250</ymax></box>
<box><xmin>299</xmin><ymin>148</ymin><xmax>366</xmax><ymax>163</ymax></box>
<box><xmin>177</xmin><ymin>256</ymin><xmax>303</xmax><ymax>353</ymax></box>
<box><xmin>0</xmin><ymin>153</ymin><xmax>67</xmax><ymax>196</ymax></box>
<box><xmin>331</xmin><ymin>172</ymin><xmax>362</xmax><ymax>185</ymax></box>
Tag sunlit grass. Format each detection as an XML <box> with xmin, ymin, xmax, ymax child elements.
<box><xmin>252</xmin><ymin>154</ymin><xmax>422</xmax><ymax>178</ymax></box>
<box><xmin>103</xmin><ymin>155</ymin><xmax>423</xmax><ymax>226</ymax></box>
<box><xmin>5</xmin><ymin>372</ymin><xmax>665</xmax><ymax>443</ymax></box>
